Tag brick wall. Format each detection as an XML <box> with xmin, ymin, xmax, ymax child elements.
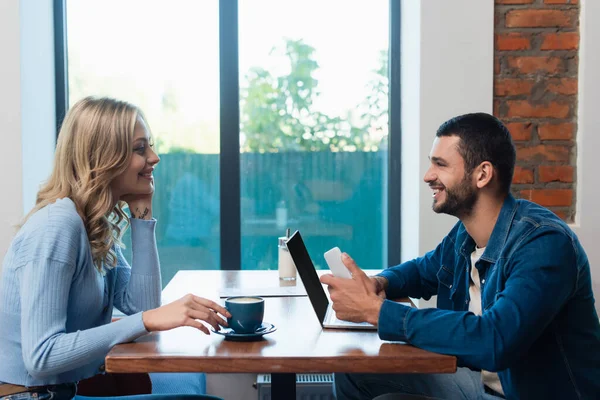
<box><xmin>494</xmin><ymin>0</ymin><xmax>579</xmax><ymax>221</ymax></box>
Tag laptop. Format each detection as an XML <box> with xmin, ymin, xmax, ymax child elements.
<box><xmin>285</xmin><ymin>230</ymin><xmax>377</xmax><ymax>330</ymax></box>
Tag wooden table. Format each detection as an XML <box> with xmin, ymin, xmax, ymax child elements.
<box><xmin>106</xmin><ymin>271</ymin><xmax>456</xmax><ymax>399</ymax></box>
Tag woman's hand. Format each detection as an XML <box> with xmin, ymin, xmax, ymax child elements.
<box><xmin>120</xmin><ymin>193</ymin><xmax>153</xmax><ymax>220</ymax></box>
<box><xmin>142</xmin><ymin>294</ymin><xmax>232</xmax><ymax>334</ymax></box>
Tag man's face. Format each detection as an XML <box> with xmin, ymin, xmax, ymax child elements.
<box><xmin>423</xmin><ymin>136</ymin><xmax>478</xmax><ymax>218</ymax></box>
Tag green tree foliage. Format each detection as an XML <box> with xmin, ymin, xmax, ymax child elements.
<box><xmin>240</xmin><ymin>39</ymin><xmax>388</xmax><ymax>153</ymax></box>
<box><xmin>360</xmin><ymin>49</ymin><xmax>389</xmax><ymax>151</ymax></box>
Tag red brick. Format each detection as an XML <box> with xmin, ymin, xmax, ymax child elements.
<box><xmin>566</xmin><ymin>55</ymin><xmax>579</xmax><ymax>75</ymax></box>
<box><xmin>539</xmin><ymin>165</ymin><xmax>574</xmax><ymax>182</ymax></box>
<box><xmin>494</xmin><ymin>100</ymin><xmax>502</xmax><ymax>117</ymax></box>
<box><xmin>516</xmin><ymin>145</ymin><xmax>570</xmax><ymax>162</ymax></box>
<box><xmin>496</xmin><ymin>33</ymin><xmax>531</xmax><ymax>51</ymax></box>
<box><xmin>513</xmin><ymin>166</ymin><xmax>534</xmax><ymax>184</ymax></box>
<box><xmin>496</xmin><ymin>0</ymin><xmax>579</xmax><ymax>222</ymax></box>
<box><xmin>507</xmin><ymin>56</ymin><xmax>562</xmax><ymax>74</ymax></box>
<box><xmin>538</xmin><ymin>123</ymin><xmax>574</xmax><ymax>140</ymax></box>
<box><xmin>546</xmin><ymin>78</ymin><xmax>578</xmax><ymax>95</ymax></box>
<box><xmin>506</xmin><ymin>100</ymin><xmax>570</xmax><ymax>118</ymax></box>
<box><xmin>497</xmin><ymin>0</ymin><xmax>534</xmax><ymax>3</ymax></box>
<box><xmin>541</xmin><ymin>33</ymin><xmax>579</xmax><ymax>50</ymax></box>
<box><xmin>495</xmin><ymin>79</ymin><xmax>534</xmax><ymax>96</ymax></box>
<box><xmin>519</xmin><ymin>189</ymin><xmax>573</xmax><ymax>207</ymax></box>
<box><xmin>506</xmin><ymin>122</ymin><xmax>533</xmax><ymax>141</ymax></box>
<box><xmin>506</xmin><ymin>10</ymin><xmax>576</xmax><ymax>28</ymax></box>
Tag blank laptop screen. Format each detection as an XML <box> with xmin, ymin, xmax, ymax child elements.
<box><xmin>285</xmin><ymin>230</ymin><xmax>329</xmax><ymax>325</ymax></box>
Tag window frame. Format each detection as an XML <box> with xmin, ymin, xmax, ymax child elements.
<box><xmin>53</xmin><ymin>0</ymin><xmax>402</xmax><ymax>270</ymax></box>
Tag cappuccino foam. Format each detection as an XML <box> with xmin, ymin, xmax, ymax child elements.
<box><xmin>228</xmin><ymin>297</ymin><xmax>262</xmax><ymax>304</ymax></box>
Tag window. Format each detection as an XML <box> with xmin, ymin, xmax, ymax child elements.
<box><xmin>239</xmin><ymin>0</ymin><xmax>391</xmax><ymax>270</ymax></box>
<box><xmin>65</xmin><ymin>0</ymin><xmax>221</xmax><ymax>285</ymax></box>
<box><xmin>58</xmin><ymin>0</ymin><xmax>400</xmax><ymax>284</ymax></box>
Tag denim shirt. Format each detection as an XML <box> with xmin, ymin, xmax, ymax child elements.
<box><xmin>378</xmin><ymin>195</ymin><xmax>600</xmax><ymax>400</ymax></box>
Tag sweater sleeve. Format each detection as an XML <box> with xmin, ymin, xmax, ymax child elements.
<box><xmin>19</xmin><ymin>258</ymin><xmax>148</xmax><ymax>379</ymax></box>
<box><xmin>113</xmin><ymin>218</ymin><xmax>162</xmax><ymax>314</ymax></box>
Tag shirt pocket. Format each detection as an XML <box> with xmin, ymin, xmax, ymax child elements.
<box><xmin>436</xmin><ymin>265</ymin><xmax>458</xmax><ymax>300</ymax></box>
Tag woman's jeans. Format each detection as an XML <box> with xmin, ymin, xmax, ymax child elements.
<box><xmin>1</xmin><ymin>383</ymin><xmax>77</xmax><ymax>400</ymax></box>
<box><xmin>1</xmin><ymin>383</ymin><xmax>221</xmax><ymax>400</ymax></box>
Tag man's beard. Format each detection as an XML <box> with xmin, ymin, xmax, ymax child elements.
<box><xmin>432</xmin><ymin>174</ymin><xmax>478</xmax><ymax>219</ymax></box>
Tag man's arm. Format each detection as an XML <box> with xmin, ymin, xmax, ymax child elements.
<box><xmin>371</xmin><ymin>275</ymin><xmax>388</xmax><ymax>297</ymax></box>
<box><xmin>377</xmin><ymin>228</ymin><xmax>578</xmax><ymax>372</ymax></box>
<box><xmin>320</xmin><ymin>226</ymin><xmax>458</xmax><ymax>325</ymax></box>
<box><xmin>376</xmin><ymin>232</ymin><xmax>455</xmax><ymax>300</ymax></box>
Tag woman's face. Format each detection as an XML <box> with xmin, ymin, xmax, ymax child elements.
<box><xmin>110</xmin><ymin>119</ymin><xmax>160</xmax><ymax>201</ymax></box>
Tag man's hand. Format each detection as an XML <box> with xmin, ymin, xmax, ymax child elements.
<box><xmin>370</xmin><ymin>276</ymin><xmax>388</xmax><ymax>299</ymax></box>
<box><xmin>319</xmin><ymin>253</ymin><xmax>384</xmax><ymax>326</ymax></box>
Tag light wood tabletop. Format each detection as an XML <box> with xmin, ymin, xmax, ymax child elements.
<box><xmin>106</xmin><ymin>270</ymin><xmax>456</xmax><ymax>397</ymax></box>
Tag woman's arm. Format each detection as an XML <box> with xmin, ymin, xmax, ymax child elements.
<box><xmin>19</xmin><ymin>258</ymin><xmax>148</xmax><ymax>379</ymax></box>
<box><xmin>113</xmin><ymin>218</ymin><xmax>162</xmax><ymax>314</ymax></box>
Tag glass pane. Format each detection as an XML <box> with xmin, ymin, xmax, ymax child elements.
<box><xmin>239</xmin><ymin>0</ymin><xmax>389</xmax><ymax>270</ymax></box>
<box><xmin>67</xmin><ymin>0</ymin><xmax>221</xmax><ymax>286</ymax></box>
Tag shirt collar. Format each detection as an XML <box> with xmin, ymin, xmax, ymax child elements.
<box><xmin>458</xmin><ymin>194</ymin><xmax>518</xmax><ymax>263</ymax></box>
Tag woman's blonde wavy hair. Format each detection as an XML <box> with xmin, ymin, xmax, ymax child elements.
<box><xmin>23</xmin><ymin>96</ymin><xmax>147</xmax><ymax>272</ymax></box>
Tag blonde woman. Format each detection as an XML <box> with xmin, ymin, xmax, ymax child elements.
<box><xmin>0</xmin><ymin>97</ymin><xmax>227</xmax><ymax>400</ymax></box>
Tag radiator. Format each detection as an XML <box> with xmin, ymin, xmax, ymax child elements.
<box><xmin>256</xmin><ymin>373</ymin><xmax>334</xmax><ymax>400</ymax></box>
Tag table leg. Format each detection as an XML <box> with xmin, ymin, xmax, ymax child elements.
<box><xmin>271</xmin><ymin>373</ymin><xmax>296</xmax><ymax>399</ymax></box>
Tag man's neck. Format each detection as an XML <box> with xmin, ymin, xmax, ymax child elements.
<box><xmin>461</xmin><ymin>194</ymin><xmax>505</xmax><ymax>249</ymax></box>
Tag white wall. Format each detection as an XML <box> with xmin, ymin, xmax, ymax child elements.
<box><xmin>20</xmin><ymin>0</ymin><xmax>57</xmax><ymax>212</ymax></box>
<box><xmin>0</xmin><ymin>0</ymin><xmax>23</xmax><ymax>261</ymax></box>
<box><xmin>0</xmin><ymin>0</ymin><xmax>56</xmax><ymax>268</ymax></box>
<box><xmin>401</xmin><ymin>0</ymin><xmax>494</xmax><ymax>307</ymax></box>
<box><xmin>574</xmin><ymin>0</ymin><xmax>600</xmax><ymax>310</ymax></box>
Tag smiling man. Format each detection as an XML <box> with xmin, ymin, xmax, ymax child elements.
<box><xmin>321</xmin><ymin>113</ymin><xmax>600</xmax><ymax>400</ymax></box>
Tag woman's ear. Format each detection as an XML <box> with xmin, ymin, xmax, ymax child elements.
<box><xmin>475</xmin><ymin>161</ymin><xmax>494</xmax><ymax>189</ymax></box>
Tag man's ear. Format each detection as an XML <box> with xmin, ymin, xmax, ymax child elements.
<box><xmin>474</xmin><ymin>161</ymin><xmax>494</xmax><ymax>189</ymax></box>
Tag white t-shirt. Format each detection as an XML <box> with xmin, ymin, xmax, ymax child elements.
<box><xmin>470</xmin><ymin>246</ymin><xmax>504</xmax><ymax>396</ymax></box>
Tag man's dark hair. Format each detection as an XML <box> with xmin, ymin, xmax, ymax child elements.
<box><xmin>436</xmin><ymin>112</ymin><xmax>516</xmax><ymax>195</ymax></box>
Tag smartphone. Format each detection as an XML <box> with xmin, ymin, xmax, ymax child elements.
<box><xmin>324</xmin><ymin>247</ymin><xmax>352</xmax><ymax>279</ymax></box>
